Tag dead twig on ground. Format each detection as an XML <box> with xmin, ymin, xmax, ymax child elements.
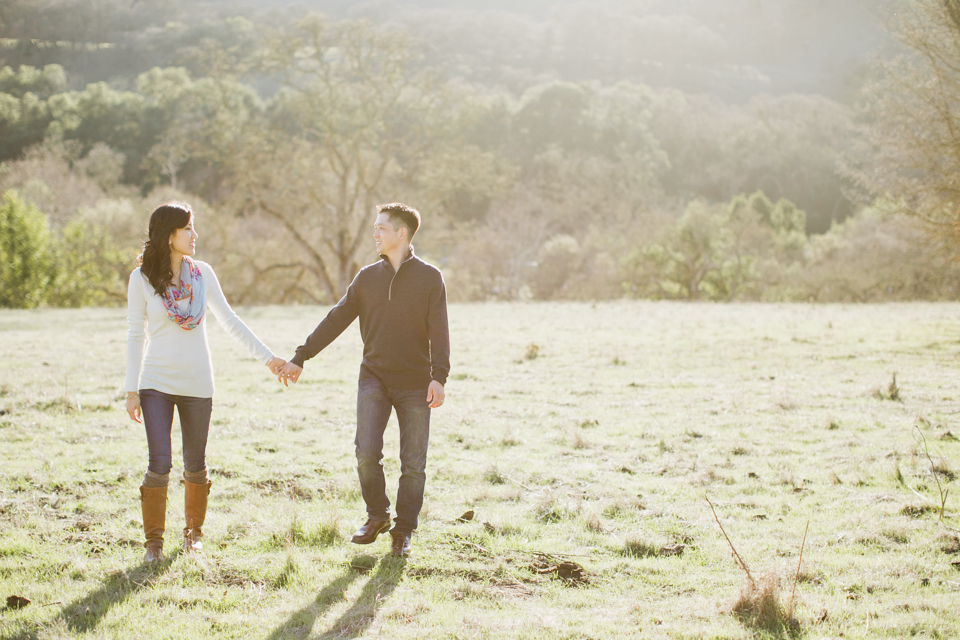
<box><xmin>503</xmin><ymin>548</ymin><xmax>591</xmax><ymax>559</ymax></box>
<box><xmin>502</xmin><ymin>474</ymin><xmax>533</xmax><ymax>491</ymax></box>
<box><xmin>450</xmin><ymin>534</ymin><xmax>490</xmax><ymax>554</ymax></box>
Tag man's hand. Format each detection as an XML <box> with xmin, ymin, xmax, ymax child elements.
<box><xmin>426</xmin><ymin>380</ymin><xmax>445</xmax><ymax>408</ymax></box>
<box><xmin>277</xmin><ymin>361</ymin><xmax>303</xmax><ymax>387</ymax></box>
<box><xmin>266</xmin><ymin>356</ymin><xmax>286</xmax><ymax>375</ymax></box>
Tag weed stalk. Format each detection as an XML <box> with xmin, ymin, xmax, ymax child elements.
<box><xmin>789</xmin><ymin>520</ymin><xmax>809</xmax><ymax>616</ymax></box>
<box><xmin>707</xmin><ymin>495</ymin><xmax>754</xmax><ymax>586</ymax></box>
<box><xmin>914</xmin><ymin>424</ymin><xmax>949</xmax><ymax>522</ymax></box>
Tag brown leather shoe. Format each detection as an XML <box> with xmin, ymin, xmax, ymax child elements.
<box><xmin>351</xmin><ymin>519</ymin><xmax>391</xmax><ymax>544</ymax></box>
<box><xmin>390</xmin><ymin>530</ymin><xmax>412</xmax><ymax>557</ymax></box>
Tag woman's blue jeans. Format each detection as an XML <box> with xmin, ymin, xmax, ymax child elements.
<box><xmin>139</xmin><ymin>389</ymin><xmax>212</xmax><ymax>475</ymax></box>
<box><xmin>355</xmin><ymin>377</ymin><xmax>431</xmax><ymax>535</ymax></box>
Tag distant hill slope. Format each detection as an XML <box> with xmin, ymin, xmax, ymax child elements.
<box><xmin>247</xmin><ymin>0</ymin><xmax>899</xmax><ymax>102</ymax></box>
<box><xmin>0</xmin><ymin>0</ymin><xmax>897</xmax><ymax>101</ymax></box>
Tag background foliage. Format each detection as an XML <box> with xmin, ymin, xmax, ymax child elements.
<box><xmin>0</xmin><ymin>0</ymin><xmax>956</xmax><ymax>307</ymax></box>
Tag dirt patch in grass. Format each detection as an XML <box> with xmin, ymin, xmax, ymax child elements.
<box><xmin>939</xmin><ymin>534</ymin><xmax>960</xmax><ymax>555</ymax></box>
<box><xmin>531</xmin><ymin>559</ymin><xmax>588</xmax><ymax>586</ymax></box>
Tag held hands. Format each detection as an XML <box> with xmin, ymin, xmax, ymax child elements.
<box><xmin>426</xmin><ymin>380</ymin><xmax>445</xmax><ymax>408</ymax></box>
<box><xmin>266</xmin><ymin>356</ymin><xmax>286</xmax><ymax>375</ymax></box>
<box><xmin>277</xmin><ymin>361</ymin><xmax>303</xmax><ymax>387</ymax></box>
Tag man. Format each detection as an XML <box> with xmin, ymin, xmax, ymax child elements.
<box><xmin>276</xmin><ymin>203</ymin><xmax>449</xmax><ymax>557</ymax></box>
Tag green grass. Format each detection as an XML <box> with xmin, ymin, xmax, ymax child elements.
<box><xmin>0</xmin><ymin>301</ymin><xmax>958</xmax><ymax>639</ymax></box>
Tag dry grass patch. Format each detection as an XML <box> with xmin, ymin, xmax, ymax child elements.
<box><xmin>731</xmin><ymin>570</ymin><xmax>800</xmax><ymax>634</ymax></box>
<box><xmin>532</xmin><ymin>492</ymin><xmax>579</xmax><ymax>523</ymax></box>
<box><xmin>481</xmin><ymin>466</ymin><xmax>507</xmax><ymax>485</ymax></box>
<box><xmin>269</xmin><ymin>514</ymin><xmax>341</xmax><ymax>549</ymax></box>
<box><xmin>621</xmin><ymin>534</ymin><xmax>662</xmax><ymax>559</ymax></box>
<box><xmin>900</xmin><ymin>502</ymin><xmax>937</xmax><ymax>517</ymax></box>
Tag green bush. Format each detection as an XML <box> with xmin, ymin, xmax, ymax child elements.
<box><xmin>47</xmin><ymin>218</ymin><xmax>129</xmax><ymax>307</ymax></box>
<box><xmin>0</xmin><ymin>190</ymin><xmax>54</xmax><ymax>308</ymax></box>
<box><xmin>621</xmin><ymin>191</ymin><xmax>809</xmax><ymax>301</ymax></box>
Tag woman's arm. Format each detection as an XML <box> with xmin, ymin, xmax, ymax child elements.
<box><xmin>125</xmin><ymin>270</ymin><xmax>147</xmax><ymax>423</ymax></box>
<box><xmin>201</xmin><ymin>263</ymin><xmax>278</xmax><ymax>365</ymax></box>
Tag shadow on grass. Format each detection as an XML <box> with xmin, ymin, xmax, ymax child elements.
<box><xmin>63</xmin><ymin>552</ymin><xmax>182</xmax><ymax>634</ymax></box>
<box><xmin>264</xmin><ymin>556</ymin><xmax>367</xmax><ymax>640</ymax></box>
<box><xmin>317</xmin><ymin>555</ymin><xmax>406</xmax><ymax>639</ymax></box>
<box><xmin>3</xmin><ymin>552</ymin><xmax>180</xmax><ymax>640</ymax></box>
<box><xmin>734</xmin><ymin>617</ymin><xmax>803</xmax><ymax>640</ymax></box>
<box><xmin>265</xmin><ymin>554</ymin><xmax>406</xmax><ymax>640</ymax></box>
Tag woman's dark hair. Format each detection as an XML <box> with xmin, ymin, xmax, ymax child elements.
<box><xmin>137</xmin><ymin>202</ymin><xmax>193</xmax><ymax>296</ymax></box>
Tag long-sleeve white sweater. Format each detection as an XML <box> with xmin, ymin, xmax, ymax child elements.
<box><xmin>125</xmin><ymin>260</ymin><xmax>274</xmax><ymax>397</ymax></box>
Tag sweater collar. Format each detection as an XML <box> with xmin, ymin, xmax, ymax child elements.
<box><xmin>380</xmin><ymin>245</ymin><xmax>416</xmax><ymax>272</ymax></box>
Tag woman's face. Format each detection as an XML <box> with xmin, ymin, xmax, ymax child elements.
<box><xmin>169</xmin><ymin>215</ymin><xmax>198</xmax><ymax>258</ymax></box>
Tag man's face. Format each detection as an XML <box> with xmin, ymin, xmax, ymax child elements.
<box><xmin>373</xmin><ymin>213</ymin><xmax>404</xmax><ymax>255</ymax></box>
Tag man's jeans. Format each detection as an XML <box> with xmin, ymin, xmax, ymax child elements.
<box><xmin>355</xmin><ymin>377</ymin><xmax>431</xmax><ymax>535</ymax></box>
<box><xmin>140</xmin><ymin>389</ymin><xmax>212</xmax><ymax>475</ymax></box>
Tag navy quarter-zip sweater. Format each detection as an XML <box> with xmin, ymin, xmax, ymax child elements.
<box><xmin>289</xmin><ymin>247</ymin><xmax>450</xmax><ymax>390</ymax></box>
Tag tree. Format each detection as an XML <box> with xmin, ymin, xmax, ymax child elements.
<box><xmin>0</xmin><ymin>138</ymin><xmax>128</xmax><ymax>227</ymax></box>
<box><xmin>789</xmin><ymin>203</ymin><xmax>960</xmax><ymax>302</ymax></box>
<box><xmin>226</xmin><ymin>14</ymin><xmax>456</xmax><ymax>301</ymax></box>
<box><xmin>533</xmin><ymin>234</ymin><xmax>581</xmax><ymax>299</ymax></box>
<box><xmin>0</xmin><ymin>190</ymin><xmax>53</xmax><ymax>308</ymax></box>
<box><xmin>650</xmin><ymin>89</ymin><xmax>858</xmax><ymax>233</ymax></box>
<box><xmin>0</xmin><ymin>64</ymin><xmax>66</xmax><ymax>162</ymax></box>
<box><xmin>46</xmin><ymin>82</ymin><xmax>149</xmax><ymax>184</ymax></box>
<box><xmin>47</xmin><ymin>218</ymin><xmax>129</xmax><ymax>307</ymax></box>
<box><xmin>852</xmin><ymin>0</ymin><xmax>960</xmax><ymax>252</ymax></box>
<box><xmin>137</xmin><ymin>66</ymin><xmax>262</xmax><ymax>194</ymax></box>
<box><xmin>621</xmin><ymin>191</ymin><xmax>808</xmax><ymax>301</ymax></box>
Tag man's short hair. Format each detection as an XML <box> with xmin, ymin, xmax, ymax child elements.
<box><xmin>376</xmin><ymin>203</ymin><xmax>421</xmax><ymax>238</ymax></box>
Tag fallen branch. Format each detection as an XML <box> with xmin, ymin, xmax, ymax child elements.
<box><xmin>502</xmin><ymin>474</ymin><xmax>533</xmax><ymax>491</ymax></box>
<box><xmin>503</xmin><ymin>548</ymin><xmax>591</xmax><ymax>559</ymax></box>
<box><xmin>450</xmin><ymin>534</ymin><xmax>489</xmax><ymax>554</ymax></box>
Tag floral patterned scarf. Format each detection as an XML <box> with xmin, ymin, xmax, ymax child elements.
<box><xmin>161</xmin><ymin>256</ymin><xmax>206</xmax><ymax>330</ymax></box>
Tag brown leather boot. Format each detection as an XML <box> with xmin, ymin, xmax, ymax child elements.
<box><xmin>140</xmin><ymin>485</ymin><xmax>168</xmax><ymax>562</ymax></box>
<box><xmin>183</xmin><ymin>479</ymin><xmax>212</xmax><ymax>552</ymax></box>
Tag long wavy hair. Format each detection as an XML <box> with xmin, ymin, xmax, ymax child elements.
<box><xmin>136</xmin><ymin>202</ymin><xmax>193</xmax><ymax>296</ymax></box>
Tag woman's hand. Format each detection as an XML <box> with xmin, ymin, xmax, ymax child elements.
<box><xmin>126</xmin><ymin>394</ymin><xmax>142</xmax><ymax>423</ymax></box>
<box><xmin>267</xmin><ymin>356</ymin><xmax>286</xmax><ymax>375</ymax></box>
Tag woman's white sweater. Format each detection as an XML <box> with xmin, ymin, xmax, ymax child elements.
<box><xmin>125</xmin><ymin>260</ymin><xmax>274</xmax><ymax>397</ymax></box>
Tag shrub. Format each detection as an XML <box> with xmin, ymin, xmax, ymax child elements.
<box><xmin>0</xmin><ymin>189</ymin><xmax>54</xmax><ymax>308</ymax></box>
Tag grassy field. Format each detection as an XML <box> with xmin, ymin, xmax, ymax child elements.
<box><xmin>0</xmin><ymin>301</ymin><xmax>958</xmax><ymax>640</ymax></box>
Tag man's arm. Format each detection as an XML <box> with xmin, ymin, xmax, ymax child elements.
<box><xmin>278</xmin><ymin>275</ymin><xmax>362</xmax><ymax>386</ymax></box>
<box><xmin>427</xmin><ymin>273</ymin><xmax>450</xmax><ymax>397</ymax></box>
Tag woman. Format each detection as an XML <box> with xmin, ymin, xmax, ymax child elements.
<box><xmin>125</xmin><ymin>201</ymin><xmax>284</xmax><ymax>562</ymax></box>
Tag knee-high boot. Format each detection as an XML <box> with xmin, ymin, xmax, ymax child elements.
<box><xmin>140</xmin><ymin>485</ymin><xmax>168</xmax><ymax>562</ymax></box>
<box><xmin>183</xmin><ymin>479</ymin><xmax>212</xmax><ymax>552</ymax></box>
